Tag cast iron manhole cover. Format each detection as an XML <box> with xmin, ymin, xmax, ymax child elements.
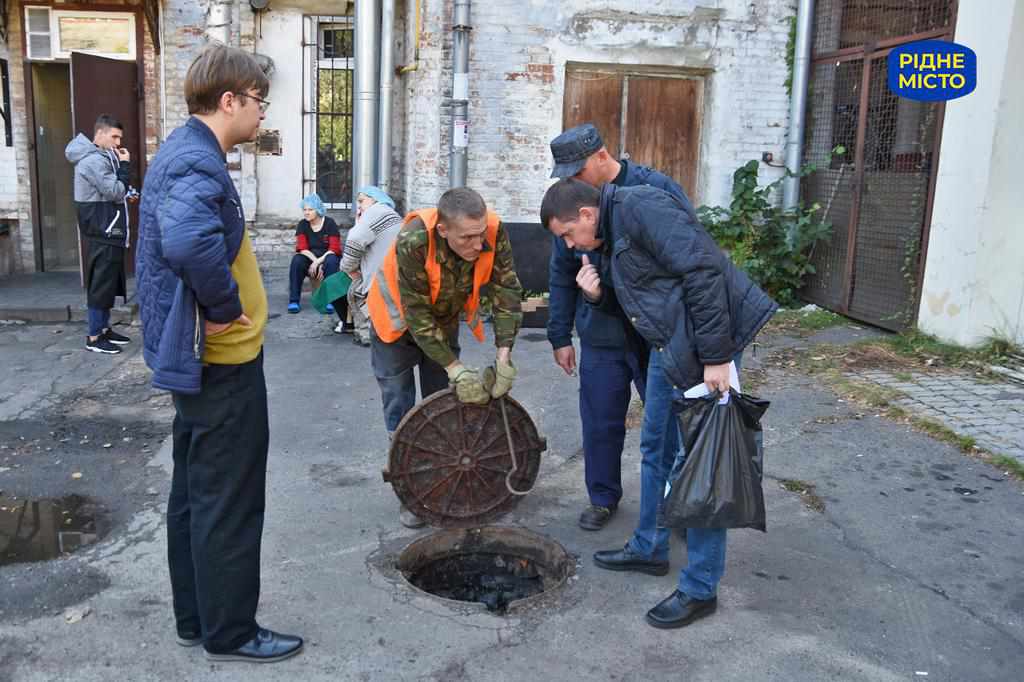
<box><xmin>383</xmin><ymin>389</ymin><xmax>546</xmax><ymax>527</ymax></box>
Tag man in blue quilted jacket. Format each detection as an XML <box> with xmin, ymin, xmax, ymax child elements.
<box><xmin>136</xmin><ymin>46</ymin><xmax>303</xmax><ymax>663</ymax></box>
<box><xmin>541</xmin><ymin>178</ymin><xmax>777</xmax><ymax>630</ymax></box>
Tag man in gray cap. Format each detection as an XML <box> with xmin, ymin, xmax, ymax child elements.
<box><xmin>546</xmin><ymin>122</ymin><xmax>695</xmax><ymax>531</ymax></box>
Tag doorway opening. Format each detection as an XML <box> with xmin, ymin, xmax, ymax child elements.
<box><xmin>30</xmin><ymin>62</ymin><xmax>77</xmax><ymax>271</ymax></box>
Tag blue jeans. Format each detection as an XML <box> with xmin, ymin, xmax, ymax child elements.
<box><xmin>87</xmin><ymin>307</ymin><xmax>110</xmax><ymax>337</ymax></box>
<box><xmin>369</xmin><ymin>327</ymin><xmax>460</xmax><ymax>433</ymax></box>
<box><xmin>628</xmin><ymin>349</ymin><xmax>741</xmax><ymax>600</ymax></box>
<box><xmin>579</xmin><ymin>344</ymin><xmax>645</xmax><ymax>508</ymax></box>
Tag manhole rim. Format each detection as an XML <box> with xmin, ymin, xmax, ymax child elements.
<box><xmin>395</xmin><ymin>525</ymin><xmax>574</xmax><ymax>614</ymax></box>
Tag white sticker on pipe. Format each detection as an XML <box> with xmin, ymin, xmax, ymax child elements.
<box><xmin>454</xmin><ymin>120</ymin><xmax>469</xmax><ymax>148</ymax></box>
<box><xmin>454</xmin><ymin>74</ymin><xmax>469</xmax><ymax>100</ymax></box>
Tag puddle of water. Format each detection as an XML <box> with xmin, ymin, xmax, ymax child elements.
<box><xmin>0</xmin><ymin>494</ymin><xmax>110</xmax><ymax>566</ymax></box>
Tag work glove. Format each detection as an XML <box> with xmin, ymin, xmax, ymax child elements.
<box><xmin>446</xmin><ymin>364</ymin><xmax>491</xmax><ymax>405</ymax></box>
<box><xmin>483</xmin><ymin>359</ymin><xmax>516</xmax><ymax>399</ymax></box>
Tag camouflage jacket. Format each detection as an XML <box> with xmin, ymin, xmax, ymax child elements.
<box><xmin>396</xmin><ymin>217</ymin><xmax>523</xmax><ymax>368</ymax></box>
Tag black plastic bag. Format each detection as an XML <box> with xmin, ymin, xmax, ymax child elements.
<box><xmin>658</xmin><ymin>390</ymin><xmax>770</xmax><ymax>532</ymax></box>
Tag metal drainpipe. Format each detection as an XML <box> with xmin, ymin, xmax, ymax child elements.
<box><xmin>354</xmin><ymin>0</ymin><xmax>381</xmax><ymax>202</ymax></box>
<box><xmin>449</xmin><ymin>0</ymin><xmax>471</xmax><ymax>188</ymax></box>
<box><xmin>782</xmin><ymin>0</ymin><xmax>814</xmax><ymax>210</ymax></box>
<box><xmin>378</xmin><ymin>0</ymin><xmax>395</xmax><ymax>192</ymax></box>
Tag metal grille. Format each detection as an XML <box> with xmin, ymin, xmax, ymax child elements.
<box><xmin>800</xmin><ymin>1</ymin><xmax>955</xmax><ymax>330</ymax></box>
<box><xmin>812</xmin><ymin>0</ymin><xmax>955</xmax><ymax>55</ymax></box>
<box><xmin>302</xmin><ymin>15</ymin><xmax>354</xmax><ymax>209</ymax></box>
<box><xmin>848</xmin><ymin>55</ymin><xmax>940</xmax><ymax>327</ymax></box>
<box><xmin>801</xmin><ymin>60</ymin><xmax>862</xmax><ymax>312</ymax></box>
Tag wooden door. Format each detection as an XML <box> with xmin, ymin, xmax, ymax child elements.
<box><xmin>563</xmin><ymin>69</ymin><xmax>623</xmax><ymax>158</ymax></box>
<box><xmin>624</xmin><ymin>77</ymin><xmax>702</xmax><ymax>201</ymax></box>
<box><xmin>70</xmin><ymin>52</ymin><xmax>141</xmax><ymax>275</ymax></box>
<box><xmin>563</xmin><ymin>67</ymin><xmax>703</xmax><ymax>202</ymax></box>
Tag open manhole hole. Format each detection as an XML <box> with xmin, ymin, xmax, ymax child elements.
<box><xmin>0</xmin><ymin>494</ymin><xmax>110</xmax><ymax>566</ymax></box>
<box><xmin>398</xmin><ymin>526</ymin><xmax>573</xmax><ymax>614</ymax></box>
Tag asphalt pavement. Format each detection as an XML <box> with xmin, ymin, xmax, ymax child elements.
<box><xmin>0</xmin><ymin>283</ymin><xmax>1021</xmax><ymax>681</ymax></box>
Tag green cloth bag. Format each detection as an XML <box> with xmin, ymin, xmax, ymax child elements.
<box><xmin>311</xmin><ymin>271</ymin><xmax>352</xmax><ymax>314</ymax></box>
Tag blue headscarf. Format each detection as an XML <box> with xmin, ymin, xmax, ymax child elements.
<box><xmin>356</xmin><ymin>186</ymin><xmax>396</xmax><ymax>209</ymax></box>
<box><xmin>300</xmin><ymin>193</ymin><xmax>326</xmax><ymax>216</ymax></box>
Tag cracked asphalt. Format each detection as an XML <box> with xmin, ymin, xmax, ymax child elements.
<box><xmin>0</xmin><ymin>299</ymin><xmax>1022</xmax><ymax>681</ymax></box>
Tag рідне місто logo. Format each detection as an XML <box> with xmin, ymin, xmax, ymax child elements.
<box><xmin>888</xmin><ymin>40</ymin><xmax>977</xmax><ymax>101</ymax></box>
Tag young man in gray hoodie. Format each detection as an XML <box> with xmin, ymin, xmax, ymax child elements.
<box><xmin>65</xmin><ymin>114</ymin><xmax>134</xmax><ymax>354</ymax></box>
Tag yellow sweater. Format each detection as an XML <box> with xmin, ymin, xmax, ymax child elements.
<box><xmin>203</xmin><ymin>231</ymin><xmax>268</xmax><ymax>365</ymax></box>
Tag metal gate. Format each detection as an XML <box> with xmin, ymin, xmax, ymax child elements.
<box><xmin>800</xmin><ymin>0</ymin><xmax>957</xmax><ymax>330</ymax></box>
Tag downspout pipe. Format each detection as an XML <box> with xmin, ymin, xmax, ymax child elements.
<box><xmin>159</xmin><ymin>0</ymin><xmax>167</xmax><ymax>140</ymax></box>
<box><xmin>378</xmin><ymin>0</ymin><xmax>395</xmax><ymax>192</ymax></box>
<box><xmin>449</xmin><ymin>0</ymin><xmax>471</xmax><ymax>188</ymax></box>
<box><xmin>354</xmin><ymin>0</ymin><xmax>381</xmax><ymax>204</ymax></box>
<box><xmin>782</xmin><ymin>0</ymin><xmax>814</xmax><ymax>209</ymax></box>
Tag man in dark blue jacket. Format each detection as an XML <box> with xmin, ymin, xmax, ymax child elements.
<box><xmin>136</xmin><ymin>46</ymin><xmax>303</xmax><ymax>663</ymax></box>
<box><xmin>540</xmin><ymin>178</ymin><xmax>777</xmax><ymax>629</ymax></box>
<box><xmin>547</xmin><ymin>123</ymin><xmax>693</xmax><ymax>531</ymax></box>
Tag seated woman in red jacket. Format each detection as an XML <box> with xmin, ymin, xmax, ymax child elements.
<box><xmin>288</xmin><ymin>193</ymin><xmax>343</xmax><ymax>314</ymax></box>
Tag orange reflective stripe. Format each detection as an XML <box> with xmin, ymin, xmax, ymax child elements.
<box><xmin>367</xmin><ymin>240</ymin><xmax>407</xmax><ymax>342</ymax></box>
<box><xmin>367</xmin><ymin>207</ymin><xmax>501</xmax><ymax>344</ymax></box>
<box><xmin>461</xmin><ymin>212</ymin><xmax>499</xmax><ymax>342</ymax></box>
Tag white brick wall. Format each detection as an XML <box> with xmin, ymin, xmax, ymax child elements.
<box><xmin>399</xmin><ymin>0</ymin><xmax>796</xmax><ymax>220</ymax></box>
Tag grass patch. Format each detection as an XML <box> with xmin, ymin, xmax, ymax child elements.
<box><xmin>989</xmin><ymin>455</ymin><xmax>1024</xmax><ymax>480</ymax></box>
<box><xmin>830</xmin><ymin>376</ymin><xmax>899</xmax><ymax>408</ymax></box>
<box><xmin>875</xmin><ymin>329</ymin><xmax>1021</xmax><ymax>371</ymax></box>
<box><xmin>908</xmin><ymin>417</ymin><xmax>977</xmax><ymax>452</ymax></box>
<box><xmin>778</xmin><ymin>478</ymin><xmax>826</xmax><ymax>512</ymax></box>
<box><xmin>772</xmin><ymin>329</ymin><xmax>1021</xmax><ymax>377</ymax></box>
<box><xmin>766</xmin><ymin>308</ymin><xmax>848</xmax><ymax>336</ymax></box>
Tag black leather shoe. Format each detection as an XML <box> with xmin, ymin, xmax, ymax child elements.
<box><xmin>579</xmin><ymin>504</ymin><xmax>617</xmax><ymax>531</ymax></box>
<box><xmin>176</xmin><ymin>631</ymin><xmax>202</xmax><ymax>647</ymax></box>
<box><xmin>645</xmin><ymin>590</ymin><xmax>717</xmax><ymax>629</ymax></box>
<box><xmin>593</xmin><ymin>544</ymin><xmax>669</xmax><ymax>576</ymax></box>
<box><xmin>204</xmin><ymin>628</ymin><xmax>304</xmax><ymax>663</ymax></box>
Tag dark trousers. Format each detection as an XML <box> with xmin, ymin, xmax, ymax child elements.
<box><xmin>579</xmin><ymin>343</ymin><xmax>646</xmax><ymax>508</ymax></box>
<box><xmin>289</xmin><ymin>253</ymin><xmax>339</xmax><ymax>303</ymax></box>
<box><xmin>370</xmin><ymin>327</ymin><xmax>459</xmax><ymax>433</ymax></box>
<box><xmin>330</xmin><ymin>294</ymin><xmax>349</xmax><ymax>322</ymax></box>
<box><xmin>168</xmin><ymin>352</ymin><xmax>269</xmax><ymax>653</ymax></box>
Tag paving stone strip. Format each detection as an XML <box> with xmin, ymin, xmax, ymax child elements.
<box><xmin>854</xmin><ymin>369</ymin><xmax>1024</xmax><ymax>464</ymax></box>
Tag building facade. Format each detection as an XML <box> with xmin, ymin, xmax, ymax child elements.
<box><xmin>0</xmin><ymin>0</ymin><xmax>796</xmax><ymax>274</ymax></box>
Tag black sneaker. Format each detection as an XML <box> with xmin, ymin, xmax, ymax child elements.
<box><xmin>176</xmin><ymin>632</ymin><xmax>203</xmax><ymax>647</ymax></box>
<box><xmin>86</xmin><ymin>337</ymin><xmax>122</xmax><ymax>354</ymax></box>
<box><xmin>103</xmin><ymin>327</ymin><xmax>131</xmax><ymax>345</ymax></box>
<box><xmin>579</xmin><ymin>504</ymin><xmax>617</xmax><ymax>531</ymax></box>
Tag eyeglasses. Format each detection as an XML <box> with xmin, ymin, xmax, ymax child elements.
<box><xmin>233</xmin><ymin>92</ymin><xmax>271</xmax><ymax>112</ymax></box>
